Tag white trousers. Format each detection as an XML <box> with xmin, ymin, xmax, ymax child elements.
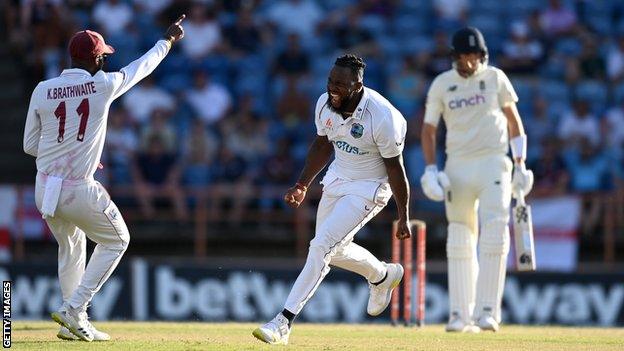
<box><xmin>284</xmin><ymin>175</ymin><xmax>392</xmax><ymax>314</ymax></box>
<box><xmin>444</xmin><ymin>153</ymin><xmax>512</xmax><ymax>323</ymax></box>
<box><xmin>35</xmin><ymin>173</ymin><xmax>130</xmax><ymax>311</ymax></box>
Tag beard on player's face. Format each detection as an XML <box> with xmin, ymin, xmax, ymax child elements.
<box><xmin>326</xmin><ymin>88</ymin><xmax>356</xmax><ymax>114</ymax></box>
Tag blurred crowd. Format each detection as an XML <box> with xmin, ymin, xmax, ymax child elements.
<box><xmin>3</xmin><ymin>0</ymin><xmax>624</xmax><ymax>235</ymax></box>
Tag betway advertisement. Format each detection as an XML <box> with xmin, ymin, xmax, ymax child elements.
<box><xmin>1</xmin><ymin>259</ymin><xmax>622</xmax><ymax>326</ymax></box>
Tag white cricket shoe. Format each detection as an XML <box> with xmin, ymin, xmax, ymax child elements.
<box><xmin>51</xmin><ymin>307</ymin><xmax>94</xmax><ymax>342</ymax></box>
<box><xmin>252</xmin><ymin>313</ymin><xmax>291</xmax><ymax>345</ymax></box>
<box><xmin>476</xmin><ymin>312</ymin><xmax>500</xmax><ymax>332</ymax></box>
<box><xmin>445</xmin><ymin>313</ymin><xmax>481</xmax><ymax>333</ymax></box>
<box><xmin>57</xmin><ymin>316</ymin><xmax>111</xmax><ymax>341</ymax></box>
<box><xmin>367</xmin><ymin>263</ymin><xmax>404</xmax><ymax>316</ymax></box>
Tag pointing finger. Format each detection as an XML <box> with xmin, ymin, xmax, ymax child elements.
<box><xmin>175</xmin><ymin>14</ymin><xmax>186</xmax><ymax>25</ymax></box>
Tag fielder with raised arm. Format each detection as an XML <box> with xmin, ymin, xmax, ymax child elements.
<box><xmin>23</xmin><ymin>16</ymin><xmax>186</xmax><ymax>342</ymax></box>
<box><xmin>253</xmin><ymin>54</ymin><xmax>411</xmax><ymax>345</ymax></box>
<box><xmin>420</xmin><ymin>27</ymin><xmax>533</xmax><ymax>333</ymax></box>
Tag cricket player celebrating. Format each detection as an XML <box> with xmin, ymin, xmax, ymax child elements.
<box><xmin>23</xmin><ymin>16</ymin><xmax>186</xmax><ymax>341</ymax></box>
<box><xmin>421</xmin><ymin>27</ymin><xmax>533</xmax><ymax>333</ymax></box>
<box><xmin>253</xmin><ymin>54</ymin><xmax>411</xmax><ymax>345</ymax></box>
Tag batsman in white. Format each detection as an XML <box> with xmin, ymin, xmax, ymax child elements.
<box><xmin>22</xmin><ymin>15</ymin><xmax>186</xmax><ymax>342</ymax></box>
<box><xmin>253</xmin><ymin>54</ymin><xmax>411</xmax><ymax>345</ymax></box>
<box><xmin>420</xmin><ymin>27</ymin><xmax>534</xmax><ymax>333</ymax></box>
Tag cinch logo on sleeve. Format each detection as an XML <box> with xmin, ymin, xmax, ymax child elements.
<box><xmin>334</xmin><ymin>141</ymin><xmax>369</xmax><ymax>155</ymax></box>
<box><xmin>448</xmin><ymin>94</ymin><xmax>485</xmax><ymax>110</ymax></box>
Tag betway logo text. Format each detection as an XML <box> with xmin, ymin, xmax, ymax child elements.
<box><xmin>448</xmin><ymin>94</ymin><xmax>485</xmax><ymax>110</ymax></box>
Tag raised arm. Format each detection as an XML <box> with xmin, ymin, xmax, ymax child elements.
<box><xmin>109</xmin><ymin>15</ymin><xmax>186</xmax><ymax>100</ymax></box>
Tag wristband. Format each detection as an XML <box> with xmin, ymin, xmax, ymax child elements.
<box><xmin>425</xmin><ymin>164</ymin><xmax>438</xmax><ymax>173</ymax></box>
<box><xmin>295</xmin><ymin>182</ymin><xmax>308</xmax><ymax>192</ymax></box>
<box><xmin>510</xmin><ymin>135</ymin><xmax>527</xmax><ymax>161</ymax></box>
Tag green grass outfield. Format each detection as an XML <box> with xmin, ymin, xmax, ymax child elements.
<box><xmin>11</xmin><ymin>321</ymin><xmax>624</xmax><ymax>351</ymax></box>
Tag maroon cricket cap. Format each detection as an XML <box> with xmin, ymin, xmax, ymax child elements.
<box><xmin>68</xmin><ymin>30</ymin><xmax>115</xmax><ymax>61</ymax></box>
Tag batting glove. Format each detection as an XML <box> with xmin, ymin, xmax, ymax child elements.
<box><xmin>512</xmin><ymin>163</ymin><xmax>534</xmax><ymax>198</ymax></box>
<box><xmin>420</xmin><ymin>165</ymin><xmax>450</xmax><ymax>202</ymax></box>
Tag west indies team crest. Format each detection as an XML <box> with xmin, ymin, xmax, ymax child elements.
<box><xmin>350</xmin><ymin>123</ymin><xmax>364</xmax><ymax>138</ymax></box>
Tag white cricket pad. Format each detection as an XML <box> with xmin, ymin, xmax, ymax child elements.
<box><xmin>446</xmin><ymin>223</ymin><xmax>478</xmax><ymax>323</ymax></box>
<box><xmin>475</xmin><ymin>219</ymin><xmax>510</xmax><ymax>322</ymax></box>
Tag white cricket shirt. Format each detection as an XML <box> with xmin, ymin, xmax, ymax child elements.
<box><xmin>315</xmin><ymin>87</ymin><xmax>407</xmax><ymax>181</ymax></box>
<box><xmin>424</xmin><ymin>65</ymin><xmax>518</xmax><ymax>158</ymax></box>
<box><xmin>23</xmin><ymin>40</ymin><xmax>171</xmax><ymax>180</ymax></box>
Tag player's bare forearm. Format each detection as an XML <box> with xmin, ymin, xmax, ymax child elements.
<box><xmin>296</xmin><ymin>135</ymin><xmax>333</xmax><ymax>187</ymax></box>
<box><xmin>503</xmin><ymin>103</ymin><xmax>525</xmax><ymax>139</ymax></box>
<box><xmin>421</xmin><ymin>123</ymin><xmax>438</xmax><ymax>166</ymax></box>
<box><xmin>383</xmin><ymin>155</ymin><xmax>410</xmax><ymax>220</ymax></box>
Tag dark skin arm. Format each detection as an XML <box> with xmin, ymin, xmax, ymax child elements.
<box><xmin>284</xmin><ymin>135</ymin><xmax>334</xmax><ymax>208</ymax></box>
<box><xmin>383</xmin><ymin>155</ymin><xmax>412</xmax><ymax>239</ymax></box>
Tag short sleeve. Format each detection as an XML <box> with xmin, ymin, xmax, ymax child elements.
<box><xmin>314</xmin><ymin>94</ymin><xmax>328</xmax><ymax>136</ymax></box>
<box><xmin>375</xmin><ymin>110</ymin><xmax>407</xmax><ymax>158</ymax></box>
<box><xmin>497</xmin><ymin>69</ymin><xmax>518</xmax><ymax>107</ymax></box>
<box><xmin>423</xmin><ymin>77</ymin><xmax>444</xmax><ymax>127</ymax></box>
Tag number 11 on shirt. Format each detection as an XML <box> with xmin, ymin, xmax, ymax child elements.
<box><xmin>54</xmin><ymin>98</ymin><xmax>90</xmax><ymax>143</ymax></box>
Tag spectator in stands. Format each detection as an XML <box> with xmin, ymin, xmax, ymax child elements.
<box><xmin>529</xmin><ymin>139</ymin><xmax>569</xmax><ymax>197</ymax></box>
<box><xmin>558</xmin><ymin>99</ymin><xmax>600</xmax><ymax>149</ymax></box>
<box><xmin>603</xmin><ymin>100</ymin><xmax>624</xmax><ymax>156</ymax></box>
<box><xmin>224</xmin><ymin>110</ymin><xmax>271</xmax><ymax>166</ymax></box>
<box><xmin>334</xmin><ymin>7</ymin><xmax>376</xmax><ymax>56</ymax></box>
<box><xmin>20</xmin><ymin>0</ymin><xmax>66</xmax><ymax>79</ymax></box>
<box><xmin>132</xmin><ymin>134</ymin><xmax>188</xmax><ymax>221</ymax></box>
<box><xmin>387</xmin><ymin>56</ymin><xmax>425</xmax><ymax>116</ymax></box>
<box><xmin>359</xmin><ymin>0</ymin><xmax>397</xmax><ymax>18</ymax></box>
<box><xmin>209</xmin><ymin>144</ymin><xmax>252</xmax><ymax>225</ymax></box>
<box><xmin>578</xmin><ymin>38</ymin><xmax>606</xmax><ymax>80</ymax></box>
<box><xmin>540</xmin><ymin>0</ymin><xmax>578</xmax><ymax>38</ymax></box>
<box><xmin>273</xmin><ymin>33</ymin><xmax>310</xmax><ymax>79</ymax></box>
<box><xmin>499</xmin><ymin>21</ymin><xmax>544</xmax><ymax>75</ymax></box>
<box><xmin>92</xmin><ymin>0</ymin><xmax>133</xmax><ymax>35</ymax></box>
<box><xmin>180</xmin><ymin>2</ymin><xmax>222</xmax><ymax>60</ymax></box>
<box><xmin>525</xmin><ymin>96</ymin><xmax>556</xmax><ymax>160</ymax></box>
<box><xmin>418</xmin><ymin>30</ymin><xmax>452</xmax><ymax>79</ymax></box>
<box><xmin>265</xmin><ymin>0</ymin><xmax>324</xmax><ymax>41</ymax></box>
<box><xmin>606</xmin><ymin>36</ymin><xmax>624</xmax><ymax>83</ymax></box>
<box><xmin>132</xmin><ymin>0</ymin><xmax>172</xmax><ymax>17</ymax></box>
<box><xmin>276</xmin><ymin>76</ymin><xmax>311</xmax><ymax>137</ymax></box>
<box><xmin>180</xmin><ymin>119</ymin><xmax>216</xmax><ymax>187</ymax></box>
<box><xmin>139</xmin><ymin>109</ymin><xmax>177</xmax><ymax>154</ymax></box>
<box><xmin>186</xmin><ymin>70</ymin><xmax>232</xmax><ymax>125</ymax></box>
<box><xmin>432</xmin><ymin>0</ymin><xmax>468</xmax><ymax>30</ymax></box>
<box><xmin>563</xmin><ymin>137</ymin><xmax>611</xmax><ymax>236</ymax></box>
<box><xmin>225</xmin><ymin>6</ymin><xmax>265</xmax><ymax>58</ymax></box>
<box><xmin>123</xmin><ymin>76</ymin><xmax>176</xmax><ymax>125</ymax></box>
<box><xmin>258</xmin><ymin>137</ymin><xmax>297</xmax><ymax>211</ymax></box>
<box><xmin>105</xmin><ymin>108</ymin><xmax>138</xmax><ymax>186</ymax></box>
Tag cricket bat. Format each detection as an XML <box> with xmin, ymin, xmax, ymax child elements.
<box><xmin>512</xmin><ymin>189</ymin><xmax>536</xmax><ymax>271</ymax></box>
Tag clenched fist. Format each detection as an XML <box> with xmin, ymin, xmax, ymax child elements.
<box><xmin>284</xmin><ymin>183</ymin><xmax>307</xmax><ymax>208</ymax></box>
